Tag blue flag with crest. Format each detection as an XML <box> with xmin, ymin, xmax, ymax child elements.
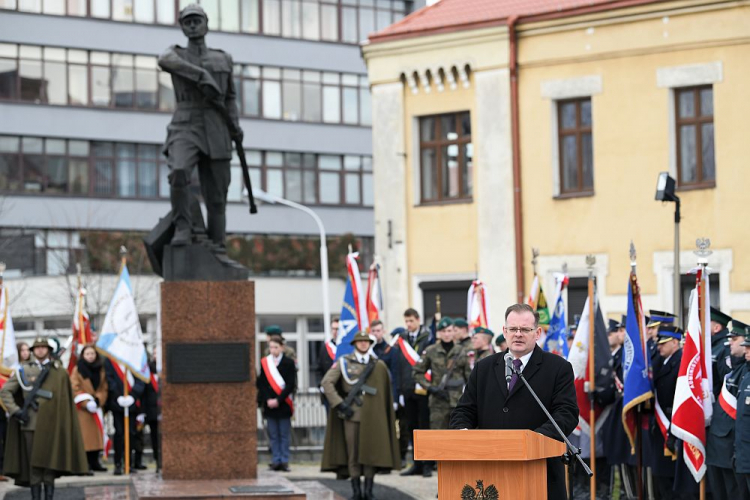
<box><xmin>335</xmin><ymin>278</ymin><xmax>359</xmax><ymax>360</ymax></box>
<box><xmin>544</xmin><ymin>291</ymin><xmax>569</xmax><ymax>357</ymax></box>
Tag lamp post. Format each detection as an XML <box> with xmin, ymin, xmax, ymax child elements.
<box><xmin>253</xmin><ymin>190</ymin><xmax>331</xmax><ymax>342</ymax></box>
<box><xmin>655</xmin><ymin>172</ymin><xmax>681</xmax><ymax>322</ymax></box>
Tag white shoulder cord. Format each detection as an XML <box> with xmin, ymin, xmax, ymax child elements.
<box><xmin>15</xmin><ymin>368</ymin><xmax>33</xmax><ymax>391</ymax></box>
<box><xmin>339</xmin><ymin>358</ymin><xmax>360</xmax><ymax>386</ymax></box>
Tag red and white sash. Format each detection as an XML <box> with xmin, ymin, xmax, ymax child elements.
<box><xmin>325</xmin><ymin>341</ymin><xmax>336</xmax><ymax>361</ymax></box>
<box><xmin>74</xmin><ymin>393</ymin><xmax>109</xmax><ymax>454</ymax></box>
<box><xmin>395</xmin><ymin>336</ymin><xmax>432</xmax><ymax>383</ymax></box>
<box><xmin>718</xmin><ymin>374</ymin><xmax>737</xmax><ymax>420</ymax></box>
<box><xmin>261</xmin><ymin>355</ymin><xmax>294</xmax><ymax>415</ymax></box>
<box><xmin>654</xmin><ymin>396</ymin><xmax>674</xmax><ymax>458</ymax></box>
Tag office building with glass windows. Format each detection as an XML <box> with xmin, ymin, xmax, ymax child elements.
<box><xmin>0</xmin><ymin>0</ymin><xmax>420</xmax><ymax>401</ymax></box>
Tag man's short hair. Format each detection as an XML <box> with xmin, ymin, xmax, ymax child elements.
<box><xmin>504</xmin><ymin>303</ymin><xmax>540</xmax><ymax>327</ymax></box>
<box><xmin>404</xmin><ymin>308</ymin><xmax>420</xmax><ymax>319</ymax></box>
<box><xmin>370</xmin><ymin>319</ymin><xmax>384</xmax><ymax>329</ymax></box>
<box><xmin>331</xmin><ymin>317</ymin><xmax>339</xmax><ymax>324</ymax></box>
<box><xmin>268</xmin><ymin>335</ymin><xmax>285</xmax><ymax>346</ymax></box>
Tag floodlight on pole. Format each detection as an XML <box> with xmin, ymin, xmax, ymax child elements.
<box><xmin>253</xmin><ymin>190</ymin><xmax>331</xmax><ymax>342</ymax></box>
<box><xmin>654</xmin><ymin>172</ymin><xmax>681</xmax><ymax>323</ymax></box>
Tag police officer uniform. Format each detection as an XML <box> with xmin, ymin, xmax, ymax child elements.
<box><xmin>158</xmin><ymin>4</ymin><xmax>242</xmax><ymax>247</ymax></box>
<box><xmin>711</xmin><ymin>308</ymin><xmax>734</xmax><ymax>397</ymax></box>
<box><xmin>734</xmin><ymin>329</ymin><xmax>750</xmax><ymax>496</ymax></box>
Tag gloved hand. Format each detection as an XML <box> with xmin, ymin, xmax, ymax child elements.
<box><xmin>117</xmin><ymin>395</ymin><xmax>135</xmax><ymax>408</ymax></box>
<box><xmin>428</xmin><ymin>386</ymin><xmax>449</xmax><ymax>401</ymax></box>
<box><xmin>398</xmin><ymin>395</ymin><xmax>405</xmax><ymax>407</ymax></box>
<box><xmin>336</xmin><ymin>403</ymin><xmax>354</xmax><ymax>420</ymax></box>
<box><xmin>12</xmin><ymin>410</ymin><xmax>28</xmax><ymax>424</ymax></box>
<box><xmin>393</xmin><ymin>403</ymin><xmax>398</xmax><ymax>412</ymax></box>
<box><xmin>85</xmin><ymin>400</ymin><xmax>98</xmax><ymax>413</ymax></box>
<box><xmin>136</xmin><ymin>414</ymin><xmax>146</xmax><ymax>425</ymax></box>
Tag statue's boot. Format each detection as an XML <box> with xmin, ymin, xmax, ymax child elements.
<box><xmin>349</xmin><ymin>477</ymin><xmax>362</xmax><ymax>500</ymax></box>
<box><xmin>169</xmin><ymin>170</ymin><xmax>192</xmax><ymax>246</ymax></box>
<box><xmin>206</xmin><ymin>212</ymin><xmax>226</xmax><ymax>253</ymax></box>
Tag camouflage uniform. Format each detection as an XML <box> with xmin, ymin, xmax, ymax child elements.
<box><xmin>413</xmin><ymin>342</ymin><xmax>471</xmax><ymax>430</ymax></box>
<box><xmin>467</xmin><ymin>348</ymin><xmax>493</xmax><ymax>371</ymax></box>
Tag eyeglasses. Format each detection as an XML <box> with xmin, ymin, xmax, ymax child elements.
<box><xmin>505</xmin><ymin>327</ymin><xmax>536</xmax><ymax>335</ymax></box>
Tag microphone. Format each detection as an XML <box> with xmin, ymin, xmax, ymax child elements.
<box><xmin>504</xmin><ymin>352</ymin><xmax>513</xmax><ymax>383</ymax></box>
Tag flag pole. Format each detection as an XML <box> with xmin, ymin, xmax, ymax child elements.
<box><xmin>695</xmin><ymin>238</ymin><xmax>711</xmax><ymax>500</ymax></box>
<box><xmin>0</xmin><ymin>262</ymin><xmax>6</xmax><ymax>365</ymax></box>
<box><xmin>586</xmin><ymin>254</ymin><xmax>596</xmax><ymax>500</ymax></box>
<box><xmin>630</xmin><ymin>243</ymin><xmax>644</xmax><ymax>500</ymax></box>
<box><xmin>119</xmin><ymin>246</ymin><xmax>131</xmax><ymax>476</ymax></box>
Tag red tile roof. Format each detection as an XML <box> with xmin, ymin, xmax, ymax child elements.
<box><xmin>369</xmin><ymin>0</ymin><xmax>657</xmax><ymax>43</ymax></box>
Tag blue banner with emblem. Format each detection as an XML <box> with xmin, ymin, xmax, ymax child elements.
<box><xmin>335</xmin><ymin>278</ymin><xmax>359</xmax><ymax>360</ymax></box>
<box><xmin>544</xmin><ymin>291</ymin><xmax>569</xmax><ymax>357</ymax></box>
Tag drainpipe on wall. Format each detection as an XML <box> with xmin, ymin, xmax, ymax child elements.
<box><xmin>508</xmin><ymin>15</ymin><xmax>525</xmax><ymax>303</ymax></box>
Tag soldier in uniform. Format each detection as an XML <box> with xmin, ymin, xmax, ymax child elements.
<box><xmin>707</xmin><ymin>320</ymin><xmax>749</xmax><ymax>500</ymax></box>
<box><xmin>158</xmin><ymin>4</ymin><xmax>243</xmax><ymax>248</ymax></box>
<box><xmin>468</xmin><ymin>327</ymin><xmax>494</xmax><ymax>370</ymax></box>
<box><xmin>0</xmin><ymin>337</ymin><xmax>87</xmax><ymax>499</ymax></box>
<box><xmin>734</xmin><ymin>329</ymin><xmax>750</xmax><ymax>496</ymax></box>
<box><xmin>453</xmin><ymin>318</ymin><xmax>471</xmax><ymax>349</ymax></box>
<box><xmin>397</xmin><ymin>308</ymin><xmax>432</xmax><ymax>477</ymax></box>
<box><xmin>321</xmin><ymin>331</ymin><xmax>400</xmax><ymax>500</ymax></box>
<box><xmin>412</xmin><ymin>316</ymin><xmax>471</xmax><ymax>477</ymax></box>
<box><xmin>494</xmin><ymin>334</ymin><xmax>507</xmax><ymax>352</ymax></box>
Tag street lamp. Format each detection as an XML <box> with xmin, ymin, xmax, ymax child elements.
<box><xmin>253</xmin><ymin>190</ymin><xmax>331</xmax><ymax>342</ymax></box>
<box><xmin>655</xmin><ymin>172</ymin><xmax>681</xmax><ymax>322</ymax></box>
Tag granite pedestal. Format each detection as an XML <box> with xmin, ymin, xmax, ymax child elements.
<box><xmin>160</xmin><ymin>280</ymin><xmax>257</xmax><ymax>481</ymax></box>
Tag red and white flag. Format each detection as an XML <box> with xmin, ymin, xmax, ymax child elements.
<box><xmin>365</xmin><ymin>263</ymin><xmax>383</xmax><ymax>328</ymax></box>
<box><xmin>0</xmin><ymin>285</ymin><xmax>18</xmax><ymax>387</ymax></box>
<box><xmin>467</xmin><ymin>280</ymin><xmax>490</xmax><ymax>330</ymax></box>
<box><xmin>670</xmin><ymin>270</ymin><xmax>713</xmax><ymax>482</ymax></box>
<box><xmin>261</xmin><ymin>355</ymin><xmax>294</xmax><ymax>415</ymax></box>
<box><xmin>68</xmin><ymin>285</ymin><xmax>95</xmax><ymax>374</ymax></box>
<box><xmin>346</xmin><ymin>253</ymin><xmax>368</xmax><ymax>335</ymax></box>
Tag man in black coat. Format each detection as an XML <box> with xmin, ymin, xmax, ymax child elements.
<box><xmin>369</xmin><ymin>320</ymin><xmax>400</xmax><ymax>404</ymax></box>
<box><xmin>104</xmin><ymin>358</ymin><xmax>146</xmax><ymax>476</ymax></box>
<box><xmin>450</xmin><ymin>303</ymin><xmax>579</xmax><ymax>500</ymax></box>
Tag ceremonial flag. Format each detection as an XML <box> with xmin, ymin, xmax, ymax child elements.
<box><xmin>96</xmin><ymin>265</ymin><xmax>150</xmax><ymax>382</ymax></box>
<box><xmin>0</xmin><ymin>285</ymin><xmax>18</xmax><ymax>385</ymax></box>
<box><xmin>527</xmin><ymin>274</ymin><xmax>550</xmax><ymax>330</ymax></box>
<box><xmin>467</xmin><ymin>280</ymin><xmax>490</xmax><ymax>330</ymax></box>
<box><xmin>365</xmin><ymin>263</ymin><xmax>383</xmax><ymax>327</ymax></box>
<box><xmin>68</xmin><ymin>285</ymin><xmax>95</xmax><ymax>374</ymax></box>
<box><xmin>670</xmin><ymin>270</ymin><xmax>712</xmax><ymax>482</ymax></box>
<box><xmin>621</xmin><ymin>270</ymin><xmax>653</xmax><ymax>452</ymax></box>
<box><xmin>567</xmin><ymin>296</ymin><xmax>612</xmax><ymax>435</ymax></box>
<box><xmin>544</xmin><ymin>274</ymin><xmax>569</xmax><ymax>356</ymax></box>
<box><xmin>335</xmin><ymin>253</ymin><xmax>367</xmax><ymax>360</ymax></box>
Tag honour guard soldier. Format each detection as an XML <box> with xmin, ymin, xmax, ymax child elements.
<box><xmin>321</xmin><ymin>331</ymin><xmax>400</xmax><ymax>500</ymax></box>
<box><xmin>0</xmin><ymin>337</ymin><xmax>87</xmax><ymax>499</ymax></box>
<box><xmin>734</xmin><ymin>329</ymin><xmax>750</xmax><ymax>496</ymax></box>
<box><xmin>707</xmin><ymin>320</ymin><xmax>749</xmax><ymax>500</ymax></box>
<box><xmin>468</xmin><ymin>327</ymin><xmax>494</xmax><ymax>370</ymax></box>
<box><xmin>397</xmin><ymin>308</ymin><xmax>432</xmax><ymax>477</ymax></box>
<box><xmin>453</xmin><ymin>318</ymin><xmax>471</xmax><ymax>349</ymax></box>
<box><xmin>158</xmin><ymin>3</ymin><xmax>243</xmax><ymax>248</ymax></box>
<box><xmin>412</xmin><ymin>316</ymin><xmax>471</xmax><ymax>477</ymax></box>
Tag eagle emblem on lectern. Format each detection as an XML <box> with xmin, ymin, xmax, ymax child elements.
<box><xmin>461</xmin><ymin>479</ymin><xmax>499</xmax><ymax>499</ymax></box>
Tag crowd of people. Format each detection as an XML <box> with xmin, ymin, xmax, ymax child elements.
<box><xmin>0</xmin><ymin>339</ymin><xmax>161</xmax><ymax>500</ymax></box>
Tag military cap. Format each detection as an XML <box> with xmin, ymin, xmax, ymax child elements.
<box><xmin>741</xmin><ymin>331</ymin><xmax>750</xmax><ymax>347</ymax></box>
<box><xmin>349</xmin><ymin>330</ymin><xmax>375</xmax><ymax>345</ymax></box>
<box><xmin>179</xmin><ymin>3</ymin><xmax>208</xmax><ymax>21</ymax></box>
<box><xmin>729</xmin><ymin>319</ymin><xmax>749</xmax><ymax>337</ymax></box>
<box><xmin>437</xmin><ymin>317</ymin><xmax>453</xmax><ymax>331</ymax></box>
<box><xmin>453</xmin><ymin>318</ymin><xmax>469</xmax><ymax>328</ymax></box>
<box><xmin>657</xmin><ymin>325</ymin><xmax>683</xmax><ymax>344</ymax></box>
<box><xmin>494</xmin><ymin>334</ymin><xmax>506</xmax><ymax>346</ymax></box>
<box><xmin>608</xmin><ymin>319</ymin><xmax>621</xmax><ymax>333</ymax></box>
<box><xmin>647</xmin><ymin>310</ymin><xmax>676</xmax><ymax>328</ymax></box>
<box><xmin>264</xmin><ymin>325</ymin><xmax>283</xmax><ymax>336</ymax></box>
<box><xmin>473</xmin><ymin>326</ymin><xmax>494</xmax><ymax>337</ymax></box>
<box><xmin>31</xmin><ymin>336</ymin><xmax>50</xmax><ymax>349</ymax></box>
<box><xmin>710</xmin><ymin>307</ymin><xmax>732</xmax><ymax>327</ymax></box>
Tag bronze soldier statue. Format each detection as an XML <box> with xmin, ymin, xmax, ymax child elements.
<box><xmin>158</xmin><ymin>4</ymin><xmax>243</xmax><ymax>249</ymax></box>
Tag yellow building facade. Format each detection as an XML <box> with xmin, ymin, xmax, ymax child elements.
<box><xmin>364</xmin><ymin>0</ymin><xmax>750</xmax><ymax>327</ymax></box>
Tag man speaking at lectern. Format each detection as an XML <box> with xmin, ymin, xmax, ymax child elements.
<box><xmin>450</xmin><ymin>303</ymin><xmax>578</xmax><ymax>500</ymax></box>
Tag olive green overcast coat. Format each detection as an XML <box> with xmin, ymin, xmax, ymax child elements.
<box><xmin>321</xmin><ymin>358</ymin><xmax>400</xmax><ymax>476</ymax></box>
<box><xmin>1</xmin><ymin>360</ymin><xmax>88</xmax><ymax>486</ymax></box>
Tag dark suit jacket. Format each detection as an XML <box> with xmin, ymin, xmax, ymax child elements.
<box><xmin>450</xmin><ymin>346</ymin><xmax>578</xmax><ymax>500</ymax></box>
<box><xmin>104</xmin><ymin>358</ymin><xmax>146</xmax><ymax>414</ymax></box>
<box><xmin>257</xmin><ymin>355</ymin><xmax>297</xmax><ymax>419</ymax></box>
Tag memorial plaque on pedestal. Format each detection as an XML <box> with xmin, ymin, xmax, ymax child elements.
<box><xmin>166</xmin><ymin>343</ymin><xmax>250</xmax><ymax>383</ymax></box>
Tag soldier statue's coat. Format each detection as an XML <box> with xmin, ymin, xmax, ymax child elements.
<box><xmin>0</xmin><ymin>360</ymin><xmax>88</xmax><ymax>486</ymax></box>
<box><xmin>320</xmin><ymin>354</ymin><xmax>400</xmax><ymax>476</ymax></box>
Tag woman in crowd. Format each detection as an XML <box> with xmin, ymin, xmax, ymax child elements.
<box><xmin>70</xmin><ymin>344</ymin><xmax>109</xmax><ymax>474</ymax></box>
<box><xmin>257</xmin><ymin>335</ymin><xmax>296</xmax><ymax>472</ymax></box>
<box><xmin>16</xmin><ymin>342</ymin><xmax>30</xmax><ymax>365</ymax></box>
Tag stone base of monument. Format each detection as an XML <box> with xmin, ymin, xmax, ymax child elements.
<box><xmin>141</xmin><ymin>280</ymin><xmax>281</xmax><ymax>499</ymax></box>
<box><xmin>162</xmin><ymin>243</ymin><xmax>249</xmax><ymax>281</ymax></box>
<box><xmin>132</xmin><ymin>473</ymin><xmax>307</xmax><ymax>500</ymax></box>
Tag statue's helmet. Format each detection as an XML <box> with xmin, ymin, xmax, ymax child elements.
<box><xmin>179</xmin><ymin>3</ymin><xmax>208</xmax><ymax>22</ymax></box>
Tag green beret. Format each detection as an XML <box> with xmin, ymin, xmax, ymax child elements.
<box><xmin>453</xmin><ymin>318</ymin><xmax>468</xmax><ymax>328</ymax></box>
<box><xmin>437</xmin><ymin>317</ymin><xmax>453</xmax><ymax>330</ymax></box>
<box><xmin>710</xmin><ymin>307</ymin><xmax>731</xmax><ymax>327</ymax></box>
<box><xmin>494</xmin><ymin>334</ymin><xmax>506</xmax><ymax>346</ymax></box>
<box><xmin>474</xmin><ymin>327</ymin><xmax>493</xmax><ymax>337</ymax></box>
<box><xmin>264</xmin><ymin>325</ymin><xmax>283</xmax><ymax>335</ymax></box>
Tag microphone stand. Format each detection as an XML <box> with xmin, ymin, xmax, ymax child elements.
<box><xmin>508</xmin><ymin>360</ymin><xmax>593</xmax><ymax>477</ymax></box>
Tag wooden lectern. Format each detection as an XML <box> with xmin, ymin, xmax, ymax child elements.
<box><xmin>414</xmin><ymin>429</ymin><xmax>565</xmax><ymax>499</ymax></box>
